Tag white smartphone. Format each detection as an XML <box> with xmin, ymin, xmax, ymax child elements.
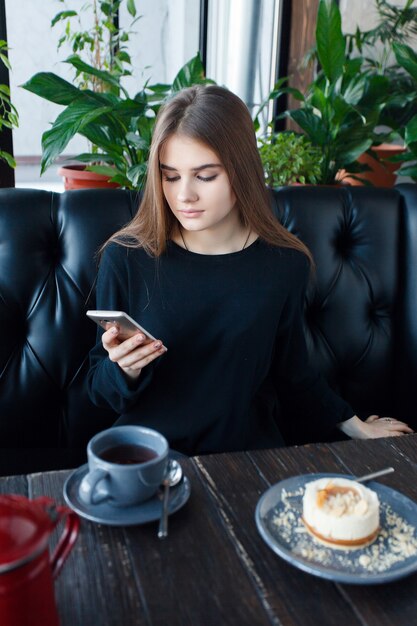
<box><xmin>86</xmin><ymin>310</ymin><xmax>157</xmax><ymax>342</ymax></box>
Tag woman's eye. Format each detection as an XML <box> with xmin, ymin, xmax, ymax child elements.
<box><xmin>163</xmin><ymin>175</ymin><xmax>180</xmax><ymax>183</ymax></box>
<box><xmin>162</xmin><ymin>173</ymin><xmax>218</xmax><ymax>183</ymax></box>
<box><xmin>197</xmin><ymin>174</ymin><xmax>217</xmax><ymax>182</ymax></box>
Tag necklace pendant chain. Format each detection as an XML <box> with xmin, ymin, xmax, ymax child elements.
<box><xmin>241</xmin><ymin>228</ymin><xmax>251</xmax><ymax>251</ymax></box>
<box><xmin>179</xmin><ymin>226</ymin><xmax>189</xmax><ymax>251</ymax></box>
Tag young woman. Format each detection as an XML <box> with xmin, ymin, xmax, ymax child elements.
<box><xmin>87</xmin><ymin>84</ymin><xmax>412</xmax><ymax>455</ymax></box>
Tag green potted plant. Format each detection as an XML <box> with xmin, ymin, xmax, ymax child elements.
<box><xmin>22</xmin><ymin>1</ymin><xmax>213</xmax><ymax>189</ymax></box>
<box><xmin>347</xmin><ymin>0</ymin><xmax>417</xmax><ymax>134</ymax></box>
<box><xmin>257</xmin><ymin>0</ymin><xmax>390</xmax><ymax>186</ymax></box>
<box><xmin>23</xmin><ymin>0</ymin><xmax>139</xmax><ymax>188</ymax></box>
<box><xmin>387</xmin><ymin>42</ymin><xmax>417</xmax><ymax>181</ymax></box>
<box><xmin>341</xmin><ymin>0</ymin><xmax>417</xmax><ymax>185</ymax></box>
<box><xmin>258</xmin><ymin>132</ymin><xmax>322</xmax><ymax>187</ymax></box>
<box><xmin>0</xmin><ymin>40</ymin><xmax>18</xmax><ymax>170</ymax></box>
<box><xmin>302</xmin><ymin>0</ymin><xmax>416</xmax><ymax>185</ymax></box>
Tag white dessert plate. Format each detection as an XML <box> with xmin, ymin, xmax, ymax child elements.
<box><xmin>255</xmin><ymin>472</ymin><xmax>417</xmax><ymax>584</ymax></box>
<box><xmin>64</xmin><ymin>462</ymin><xmax>191</xmax><ymax>526</ymax></box>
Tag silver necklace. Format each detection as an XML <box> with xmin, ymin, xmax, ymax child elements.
<box><xmin>179</xmin><ymin>226</ymin><xmax>252</xmax><ymax>252</ymax></box>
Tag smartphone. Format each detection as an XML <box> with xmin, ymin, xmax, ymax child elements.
<box><xmin>86</xmin><ymin>310</ymin><xmax>157</xmax><ymax>342</ymax></box>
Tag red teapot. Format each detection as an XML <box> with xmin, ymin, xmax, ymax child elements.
<box><xmin>0</xmin><ymin>494</ymin><xmax>79</xmax><ymax>626</ymax></box>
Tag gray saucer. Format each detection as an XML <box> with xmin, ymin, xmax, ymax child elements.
<box><xmin>63</xmin><ymin>462</ymin><xmax>191</xmax><ymax>526</ymax></box>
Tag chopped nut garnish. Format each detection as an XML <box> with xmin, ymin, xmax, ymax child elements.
<box><xmin>354</xmin><ymin>499</ymin><xmax>369</xmax><ymax>516</ymax></box>
<box><xmin>316</xmin><ymin>485</ymin><xmax>365</xmax><ymax>517</ymax></box>
<box><xmin>274</xmin><ymin>487</ymin><xmax>417</xmax><ymax>575</ymax></box>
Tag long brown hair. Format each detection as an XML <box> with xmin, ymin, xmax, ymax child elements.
<box><xmin>106</xmin><ymin>84</ymin><xmax>313</xmax><ymax>264</ymax></box>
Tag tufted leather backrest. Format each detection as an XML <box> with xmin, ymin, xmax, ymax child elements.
<box><xmin>0</xmin><ymin>185</ymin><xmax>416</xmax><ymax>452</ymax></box>
<box><xmin>272</xmin><ymin>185</ymin><xmax>417</xmax><ymax>442</ymax></box>
<box><xmin>0</xmin><ymin>188</ymin><xmax>138</xmax><ymax>449</ymax></box>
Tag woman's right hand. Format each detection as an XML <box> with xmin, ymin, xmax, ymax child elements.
<box><xmin>102</xmin><ymin>326</ymin><xmax>167</xmax><ymax>381</ymax></box>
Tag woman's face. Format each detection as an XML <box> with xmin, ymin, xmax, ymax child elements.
<box><xmin>160</xmin><ymin>133</ymin><xmax>238</xmax><ymax>235</ymax></box>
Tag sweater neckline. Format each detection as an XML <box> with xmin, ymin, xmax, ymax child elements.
<box><xmin>167</xmin><ymin>237</ymin><xmax>261</xmax><ymax>260</ymax></box>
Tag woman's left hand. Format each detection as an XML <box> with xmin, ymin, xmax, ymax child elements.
<box><xmin>361</xmin><ymin>414</ymin><xmax>414</xmax><ymax>438</ymax></box>
<box><xmin>338</xmin><ymin>414</ymin><xmax>414</xmax><ymax>439</ymax></box>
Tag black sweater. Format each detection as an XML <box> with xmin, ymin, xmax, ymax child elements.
<box><xmin>87</xmin><ymin>239</ymin><xmax>354</xmax><ymax>455</ymax></box>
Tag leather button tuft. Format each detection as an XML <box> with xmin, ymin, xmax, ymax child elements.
<box><xmin>334</xmin><ymin>230</ymin><xmax>356</xmax><ymax>259</ymax></box>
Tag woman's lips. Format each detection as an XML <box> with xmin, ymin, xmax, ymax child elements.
<box><xmin>178</xmin><ymin>210</ymin><xmax>204</xmax><ymax>218</ymax></box>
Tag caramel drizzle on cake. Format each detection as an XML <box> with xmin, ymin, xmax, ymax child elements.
<box><xmin>302</xmin><ymin>517</ymin><xmax>380</xmax><ymax>547</ymax></box>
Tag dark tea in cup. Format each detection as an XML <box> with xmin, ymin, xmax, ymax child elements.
<box><xmin>99</xmin><ymin>444</ymin><xmax>158</xmax><ymax>465</ymax></box>
<box><xmin>78</xmin><ymin>426</ymin><xmax>169</xmax><ymax>507</ymax></box>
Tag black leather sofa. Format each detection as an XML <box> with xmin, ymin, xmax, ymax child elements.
<box><xmin>1</xmin><ymin>185</ymin><xmax>416</xmax><ymax>475</ymax></box>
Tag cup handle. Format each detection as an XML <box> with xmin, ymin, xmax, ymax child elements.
<box><xmin>79</xmin><ymin>467</ymin><xmax>110</xmax><ymax>504</ymax></box>
<box><xmin>35</xmin><ymin>497</ymin><xmax>80</xmax><ymax>579</ymax></box>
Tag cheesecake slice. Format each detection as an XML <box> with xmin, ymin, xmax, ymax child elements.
<box><xmin>302</xmin><ymin>477</ymin><xmax>380</xmax><ymax>548</ymax></box>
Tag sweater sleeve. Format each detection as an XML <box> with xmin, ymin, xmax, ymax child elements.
<box><xmin>273</xmin><ymin>253</ymin><xmax>355</xmax><ymax>442</ymax></box>
<box><xmin>87</xmin><ymin>244</ymin><xmax>155</xmax><ymax>414</ymax></box>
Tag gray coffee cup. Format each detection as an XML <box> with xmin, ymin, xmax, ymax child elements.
<box><xmin>78</xmin><ymin>425</ymin><xmax>169</xmax><ymax>507</ymax></box>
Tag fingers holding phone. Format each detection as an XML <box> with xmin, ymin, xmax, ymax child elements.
<box><xmin>87</xmin><ymin>311</ymin><xmax>167</xmax><ymax>381</ymax></box>
<box><xmin>103</xmin><ymin>326</ymin><xmax>167</xmax><ymax>380</ymax></box>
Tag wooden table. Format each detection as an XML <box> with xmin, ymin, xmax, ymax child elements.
<box><xmin>3</xmin><ymin>435</ymin><xmax>417</xmax><ymax>626</ymax></box>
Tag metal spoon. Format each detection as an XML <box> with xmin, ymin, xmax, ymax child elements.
<box><xmin>158</xmin><ymin>459</ymin><xmax>183</xmax><ymax>539</ymax></box>
<box><xmin>284</xmin><ymin>467</ymin><xmax>395</xmax><ymax>509</ymax></box>
<box><xmin>355</xmin><ymin>466</ymin><xmax>394</xmax><ymax>483</ymax></box>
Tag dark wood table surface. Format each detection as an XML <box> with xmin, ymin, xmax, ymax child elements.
<box><xmin>3</xmin><ymin>435</ymin><xmax>417</xmax><ymax>626</ymax></box>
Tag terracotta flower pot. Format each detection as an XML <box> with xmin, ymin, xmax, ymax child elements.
<box><xmin>340</xmin><ymin>144</ymin><xmax>406</xmax><ymax>187</ymax></box>
<box><xmin>58</xmin><ymin>165</ymin><xmax>120</xmax><ymax>190</ymax></box>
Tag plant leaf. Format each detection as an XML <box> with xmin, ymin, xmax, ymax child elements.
<box><xmin>393</xmin><ymin>42</ymin><xmax>417</xmax><ymax>83</ymax></box>
<box><xmin>0</xmin><ymin>52</ymin><xmax>11</xmax><ymax>70</ymax></box>
<box><xmin>146</xmin><ymin>83</ymin><xmax>171</xmax><ymax>94</ymax></box>
<box><xmin>359</xmin><ymin>74</ymin><xmax>390</xmax><ymax>107</ymax></box>
<box><xmin>387</xmin><ymin>150</ymin><xmax>413</xmax><ymax>163</ymax></box>
<box><xmin>342</xmin><ymin>75</ymin><xmax>366</xmax><ymax>106</ymax></box>
<box><xmin>334</xmin><ymin>138</ymin><xmax>373</xmax><ymax>166</ymax></box>
<box><xmin>316</xmin><ymin>0</ymin><xmax>346</xmax><ymax>82</ymax></box>
<box><xmin>0</xmin><ymin>150</ymin><xmax>16</xmax><ymax>168</ymax></box>
<box><xmin>290</xmin><ymin>109</ymin><xmax>328</xmax><ymax>145</ymax></box>
<box><xmin>51</xmin><ymin>11</ymin><xmax>77</xmax><ymax>27</ymax></box>
<box><xmin>113</xmin><ymin>98</ymin><xmax>147</xmax><ymax>118</ymax></box>
<box><xmin>127</xmin><ymin>0</ymin><xmax>137</xmax><ymax>17</ymax></box>
<box><xmin>85</xmin><ymin>164</ymin><xmax>117</xmax><ymax>177</ymax></box>
<box><xmin>127</xmin><ymin>162</ymin><xmax>148</xmax><ymax>189</ymax></box>
<box><xmin>41</xmin><ymin>101</ymin><xmax>113</xmax><ymax>172</ymax></box>
<box><xmin>65</xmin><ymin>55</ymin><xmax>127</xmax><ymax>94</ymax></box>
<box><xmin>125</xmin><ymin>132</ymin><xmax>149</xmax><ymax>150</ymax></box>
<box><xmin>405</xmin><ymin>114</ymin><xmax>417</xmax><ymax>144</ymax></box>
<box><xmin>22</xmin><ymin>72</ymin><xmax>81</xmax><ymax>105</ymax></box>
<box><xmin>397</xmin><ymin>163</ymin><xmax>417</xmax><ymax>178</ymax></box>
<box><xmin>72</xmin><ymin>152</ymin><xmax>115</xmax><ymax>163</ymax></box>
<box><xmin>81</xmin><ymin>123</ymin><xmax>124</xmax><ymax>156</ymax></box>
<box><xmin>309</xmin><ymin>83</ymin><xmax>329</xmax><ymax>114</ymax></box>
<box><xmin>172</xmin><ymin>53</ymin><xmax>208</xmax><ymax>91</ymax></box>
<box><xmin>100</xmin><ymin>3</ymin><xmax>113</xmax><ymax>17</ymax></box>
